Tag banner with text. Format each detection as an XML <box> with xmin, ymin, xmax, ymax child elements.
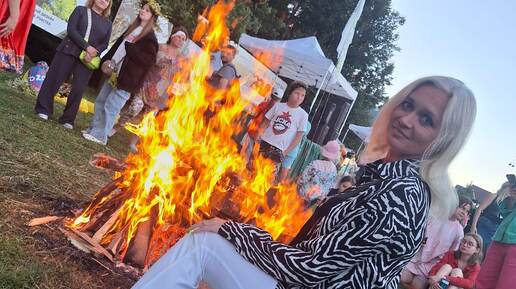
<box><xmin>32</xmin><ymin>0</ymin><xmax>87</xmax><ymax>38</ymax></box>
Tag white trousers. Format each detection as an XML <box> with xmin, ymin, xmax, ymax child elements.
<box><xmin>131</xmin><ymin>232</ymin><xmax>278</xmax><ymax>289</ymax></box>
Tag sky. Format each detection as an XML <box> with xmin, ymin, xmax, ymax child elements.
<box><xmin>385</xmin><ymin>0</ymin><xmax>516</xmax><ymax>193</ymax></box>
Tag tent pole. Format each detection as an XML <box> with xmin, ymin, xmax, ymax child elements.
<box><xmin>309</xmin><ymin>69</ymin><xmax>330</xmax><ymax>112</ymax></box>
<box><xmin>341</xmin><ymin>128</ymin><xmax>350</xmax><ymax>143</ymax></box>
<box><xmin>338</xmin><ymin>97</ymin><xmax>357</xmax><ymax>137</ymax></box>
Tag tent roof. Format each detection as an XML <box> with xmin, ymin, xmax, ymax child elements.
<box><xmin>238</xmin><ymin>33</ymin><xmax>357</xmax><ymax>101</ymax></box>
<box><xmin>349</xmin><ymin>124</ymin><xmax>372</xmax><ymax>142</ymax></box>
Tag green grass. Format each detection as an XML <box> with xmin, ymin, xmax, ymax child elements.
<box><xmin>0</xmin><ymin>68</ymin><xmax>136</xmax><ymax>289</ymax></box>
<box><xmin>0</xmin><ymin>235</ymin><xmax>45</xmax><ymax>289</ymax></box>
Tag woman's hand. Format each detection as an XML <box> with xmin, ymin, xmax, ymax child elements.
<box><xmin>86</xmin><ymin>46</ymin><xmax>98</xmax><ymax>57</ymax></box>
<box><xmin>84</xmin><ymin>53</ymin><xmax>93</xmax><ymax>63</ymax></box>
<box><xmin>188</xmin><ymin>217</ymin><xmax>227</xmax><ymax>234</ymax></box>
<box><xmin>469</xmin><ymin>226</ymin><xmax>477</xmax><ymax>234</ymax></box>
<box><xmin>509</xmin><ymin>187</ymin><xmax>516</xmax><ymax>198</ymax></box>
<box><xmin>0</xmin><ymin>16</ymin><xmax>18</xmax><ymax>37</ymax></box>
<box><xmin>428</xmin><ymin>276</ymin><xmax>441</xmax><ymax>289</ymax></box>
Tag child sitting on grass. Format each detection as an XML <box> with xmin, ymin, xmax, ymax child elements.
<box><xmin>427</xmin><ymin>233</ymin><xmax>483</xmax><ymax>289</ymax></box>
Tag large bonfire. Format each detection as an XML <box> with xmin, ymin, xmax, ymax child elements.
<box><xmin>66</xmin><ymin>0</ymin><xmax>311</xmax><ymax>269</ymax></box>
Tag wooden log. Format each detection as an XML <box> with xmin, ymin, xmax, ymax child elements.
<box><xmin>68</xmin><ymin>227</ymin><xmax>114</xmax><ymax>262</ymax></box>
<box><xmin>76</xmin><ymin>188</ymin><xmax>127</xmax><ymax>232</ymax></box>
<box><xmin>28</xmin><ymin>216</ymin><xmax>62</xmax><ymax>226</ymax></box>
<box><xmin>82</xmin><ymin>178</ymin><xmax>122</xmax><ymax>212</ymax></box>
<box><xmin>59</xmin><ymin>227</ymin><xmax>92</xmax><ymax>254</ymax></box>
<box><xmin>92</xmin><ymin>208</ymin><xmax>121</xmax><ymax>243</ymax></box>
<box><xmin>125</xmin><ymin>219</ymin><xmax>153</xmax><ymax>267</ymax></box>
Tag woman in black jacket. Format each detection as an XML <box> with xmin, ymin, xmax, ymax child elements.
<box><xmin>82</xmin><ymin>1</ymin><xmax>159</xmax><ymax>145</ymax></box>
<box><xmin>35</xmin><ymin>0</ymin><xmax>112</xmax><ymax>129</ymax></box>
<box><xmin>130</xmin><ymin>76</ymin><xmax>477</xmax><ymax>289</ymax></box>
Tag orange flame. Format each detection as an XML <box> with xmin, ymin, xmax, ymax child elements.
<box><xmin>70</xmin><ymin>0</ymin><xmax>311</xmax><ymax>258</ymax></box>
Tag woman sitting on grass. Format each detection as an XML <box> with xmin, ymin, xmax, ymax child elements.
<box><xmin>427</xmin><ymin>233</ymin><xmax>483</xmax><ymax>289</ymax></box>
<box><xmin>401</xmin><ymin>196</ymin><xmax>473</xmax><ymax>289</ymax></box>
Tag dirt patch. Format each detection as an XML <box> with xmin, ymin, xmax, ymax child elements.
<box><xmin>1</xmin><ymin>190</ymin><xmax>137</xmax><ymax>289</ymax></box>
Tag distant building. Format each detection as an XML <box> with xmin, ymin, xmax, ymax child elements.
<box><xmin>456</xmin><ymin>184</ymin><xmax>493</xmax><ymax>203</ymax></box>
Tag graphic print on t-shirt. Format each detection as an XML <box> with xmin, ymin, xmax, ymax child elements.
<box><xmin>272</xmin><ymin>111</ymin><xmax>292</xmax><ymax>135</ymax></box>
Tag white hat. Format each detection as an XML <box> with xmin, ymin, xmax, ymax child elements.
<box><xmin>320</xmin><ymin>140</ymin><xmax>340</xmax><ymax>161</ymax></box>
<box><xmin>271</xmin><ymin>87</ymin><xmax>285</xmax><ymax>100</ymax></box>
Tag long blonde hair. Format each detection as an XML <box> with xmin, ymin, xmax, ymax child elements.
<box><xmin>86</xmin><ymin>0</ymin><xmax>112</xmax><ymax>18</ymax></box>
<box><xmin>360</xmin><ymin>76</ymin><xmax>477</xmax><ymax>217</ymax></box>
<box><xmin>124</xmin><ymin>3</ymin><xmax>158</xmax><ymax>43</ymax></box>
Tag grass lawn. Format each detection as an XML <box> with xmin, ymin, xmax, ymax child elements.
<box><xmin>0</xmin><ymin>69</ymin><xmax>136</xmax><ymax>289</ymax></box>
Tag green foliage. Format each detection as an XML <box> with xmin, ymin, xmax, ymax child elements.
<box><xmin>281</xmin><ymin>0</ymin><xmax>404</xmax><ymax>147</ymax></box>
<box><xmin>151</xmin><ymin>0</ymin><xmax>286</xmax><ymax>40</ymax></box>
<box><xmin>40</xmin><ymin>0</ymin><xmax>77</xmax><ymax>21</ymax></box>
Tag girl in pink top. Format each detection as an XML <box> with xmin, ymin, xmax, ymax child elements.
<box><xmin>401</xmin><ymin>196</ymin><xmax>473</xmax><ymax>289</ymax></box>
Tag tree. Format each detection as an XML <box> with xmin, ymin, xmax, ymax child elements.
<box><xmin>109</xmin><ymin>1</ymin><xmax>288</xmax><ymax>41</ymax></box>
<box><xmin>273</xmin><ymin>0</ymin><xmax>404</xmax><ymax>147</ymax></box>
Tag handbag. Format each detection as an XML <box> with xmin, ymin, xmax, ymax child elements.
<box><xmin>79</xmin><ymin>8</ymin><xmax>101</xmax><ymax>70</ymax></box>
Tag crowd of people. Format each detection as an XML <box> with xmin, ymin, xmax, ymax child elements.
<box><xmin>1</xmin><ymin>1</ymin><xmax>515</xmax><ymax>289</ymax></box>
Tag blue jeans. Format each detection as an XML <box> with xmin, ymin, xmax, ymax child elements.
<box><xmin>477</xmin><ymin>216</ymin><xmax>500</xmax><ymax>254</ymax></box>
<box><xmin>89</xmin><ymin>82</ymin><xmax>131</xmax><ymax>143</ymax></box>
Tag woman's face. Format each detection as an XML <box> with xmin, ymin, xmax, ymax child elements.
<box><xmin>453</xmin><ymin>203</ymin><xmax>471</xmax><ymax>222</ymax></box>
<box><xmin>287</xmin><ymin>87</ymin><xmax>306</xmax><ymax>107</ymax></box>
<box><xmin>94</xmin><ymin>0</ymin><xmax>110</xmax><ymax>11</ymax></box>
<box><xmin>139</xmin><ymin>4</ymin><xmax>153</xmax><ymax>22</ymax></box>
<box><xmin>339</xmin><ymin>181</ymin><xmax>353</xmax><ymax>192</ymax></box>
<box><xmin>170</xmin><ymin>33</ymin><xmax>187</xmax><ymax>48</ymax></box>
<box><xmin>387</xmin><ymin>84</ymin><xmax>449</xmax><ymax>160</ymax></box>
<box><xmin>459</xmin><ymin>235</ymin><xmax>479</xmax><ymax>256</ymax></box>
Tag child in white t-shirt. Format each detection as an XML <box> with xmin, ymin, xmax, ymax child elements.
<box><xmin>254</xmin><ymin>81</ymin><xmax>309</xmax><ymax>174</ymax></box>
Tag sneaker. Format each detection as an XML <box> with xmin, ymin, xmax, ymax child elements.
<box><xmin>81</xmin><ymin>129</ymin><xmax>89</xmax><ymax>135</ymax></box>
<box><xmin>63</xmin><ymin>123</ymin><xmax>73</xmax><ymax>130</ymax></box>
<box><xmin>37</xmin><ymin>113</ymin><xmax>48</xmax><ymax>120</ymax></box>
<box><xmin>82</xmin><ymin>132</ymin><xmax>106</xmax><ymax>145</ymax></box>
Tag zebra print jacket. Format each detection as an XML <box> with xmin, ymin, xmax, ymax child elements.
<box><xmin>218</xmin><ymin>159</ymin><xmax>430</xmax><ymax>289</ymax></box>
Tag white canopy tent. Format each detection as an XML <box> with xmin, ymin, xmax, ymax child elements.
<box><xmin>348</xmin><ymin>124</ymin><xmax>372</xmax><ymax>142</ymax></box>
<box><xmin>238</xmin><ymin>33</ymin><xmax>357</xmax><ymax>102</ymax></box>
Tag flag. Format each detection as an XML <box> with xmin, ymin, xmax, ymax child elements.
<box><xmin>335</xmin><ymin>0</ymin><xmax>366</xmax><ymax>74</ymax></box>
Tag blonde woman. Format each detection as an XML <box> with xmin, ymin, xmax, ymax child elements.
<box><xmin>35</xmin><ymin>0</ymin><xmax>112</xmax><ymax>128</ymax></box>
<box><xmin>130</xmin><ymin>76</ymin><xmax>476</xmax><ymax>289</ymax></box>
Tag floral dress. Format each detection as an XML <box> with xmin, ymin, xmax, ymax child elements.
<box><xmin>118</xmin><ymin>49</ymin><xmax>181</xmax><ymax>125</ymax></box>
<box><xmin>0</xmin><ymin>0</ymin><xmax>36</xmax><ymax>73</ymax></box>
<box><xmin>297</xmin><ymin>159</ymin><xmax>337</xmax><ymax>202</ymax></box>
